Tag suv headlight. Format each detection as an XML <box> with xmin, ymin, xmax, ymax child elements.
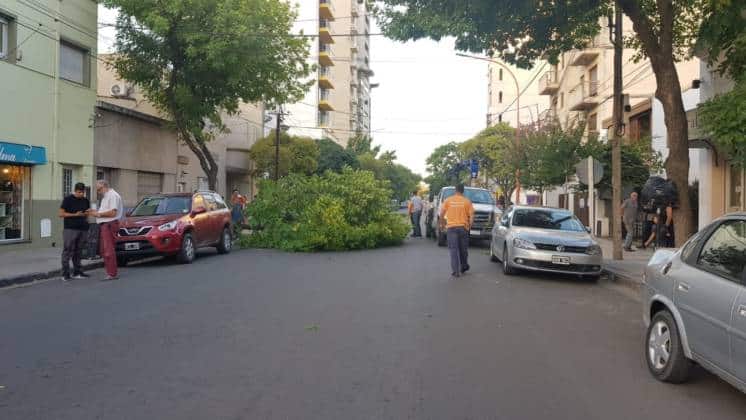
<box><xmin>158</xmin><ymin>221</ymin><xmax>178</xmax><ymax>232</ymax></box>
<box><xmin>586</xmin><ymin>244</ymin><xmax>602</xmax><ymax>255</ymax></box>
<box><xmin>513</xmin><ymin>237</ymin><xmax>536</xmax><ymax>250</ymax></box>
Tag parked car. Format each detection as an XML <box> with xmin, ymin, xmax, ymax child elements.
<box><xmin>490</xmin><ymin>206</ymin><xmax>602</xmax><ymax>279</ymax></box>
<box><xmin>642</xmin><ymin>213</ymin><xmax>746</xmax><ymax>392</ymax></box>
<box><xmin>115</xmin><ymin>192</ymin><xmax>232</xmax><ymax>266</ymax></box>
<box><xmin>431</xmin><ymin>186</ymin><xmax>501</xmax><ymax>246</ymax></box>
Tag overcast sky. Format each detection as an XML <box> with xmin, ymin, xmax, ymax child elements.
<box><xmin>97</xmin><ymin>6</ymin><xmax>487</xmax><ymax>177</ymax></box>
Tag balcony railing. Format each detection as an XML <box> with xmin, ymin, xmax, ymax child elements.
<box><xmin>570</xmin><ymin>38</ymin><xmax>609</xmax><ymax>67</ymax></box>
<box><xmin>319</xmin><ymin>0</ymin><xmax>335</xmax><ymax>20</ymax></box>
<box><xmin>538</xmin><ymin>71</ymin><xmax>559</xmax><ymax>95</ymax></box>
<box><xmin>568</xmin><ymin>80</ymin><xmax>601</xmax><ymax>111</ymax></box>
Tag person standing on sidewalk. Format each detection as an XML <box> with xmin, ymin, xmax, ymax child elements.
<box><xmin>58</xmin><ymin>182</ymin><xmax>91</xmax><ymax>281</ymax></box>
<box><xmin>90</xmin><ymin>180</ymin><xmax>123</xmax><ymax>281</ymax></box>
<box><xmin>409</xmin><ymin>191</ymin><xmax>424</xmax><ymax>238</ymax></box>
<box><xmin>620</xmin><ymin>191</ymin><xmax>639</xmax><ymax>252</ymax></box>
<box><xmin>439</xmin><ymin>184</ymin><xmax>474</xmax><ymax>278</ymax></box>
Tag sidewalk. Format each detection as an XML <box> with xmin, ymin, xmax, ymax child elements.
<box><xmin>598</xmin><ymin>237</ymin><xmax>653</xmax><ymax>289</ymax></box>
<box><xmin>0</xmin><ymin>246</ymin><xmax>103</xmax><ymax>288</ymax></box>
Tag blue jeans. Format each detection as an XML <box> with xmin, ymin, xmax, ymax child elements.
<box><xmin>411</xmin><ymin>211</ymin><xmax>422</xmax><ymax>236</ymax></box>
<box><xmin>623</xmin><ymin>222</ymin><xmax>634</xmax><ymax>249</ymax></box>
<box><xmin>447</xmin><ymin>227</ymin><xmax>469</xmax><ymax>275</ymax></box>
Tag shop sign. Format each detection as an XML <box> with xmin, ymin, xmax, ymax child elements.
<box><xmin>0</xmin><ymin>141</ymin><xmax>47</xmax><ymax>165</ymax></box>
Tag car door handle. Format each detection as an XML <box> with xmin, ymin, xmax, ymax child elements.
<box><xmin>678</xmin><ymin>282</ymin><xmax>690</xmax><ymax>292</ymax></box>
<box><xmin>739</xmin><ymin>306</ymin><xmax>746</xmax><ymax>317</ymax></box>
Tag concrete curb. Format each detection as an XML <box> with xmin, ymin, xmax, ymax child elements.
<box><xmin>0</xmin><ymin>260</ymin><xmax>105</xmax><ymax>289</ymax></box>
<box><xmin>603</xmin><ymin>267</ymin><xmax>643</xmax><ymax>292</ymax></box>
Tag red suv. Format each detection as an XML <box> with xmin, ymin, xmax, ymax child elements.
<box><xmin>115</xmin><ymin>192</ymin><xmax>233</xmax><ymax>266</ymax></box>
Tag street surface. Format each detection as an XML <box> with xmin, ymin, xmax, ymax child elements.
<box><xmin>1</xmin><ymin>239</ymin><xmax>745</xmax><ymax>419</ymax></box>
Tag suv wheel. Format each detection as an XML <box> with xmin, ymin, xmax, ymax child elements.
<box><xmin>177</xmin><ymin>232</ymin><xmax>196</xmax><ymax>264</ymax></box>
<box><xmin>646</xmin><ymin>310</ymin><xmax>691</xmax><ymax>383</ymax></box>
<box><xmin>216</xmin><ymin>227</ymin><xmax>232</xmax><ymax>254</ymax></box>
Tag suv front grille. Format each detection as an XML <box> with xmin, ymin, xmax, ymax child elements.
<box><xmin>473</xmin><ymin>211</ymin><xmax>492</xmax><ymax>227</ymax></box>
<box><xmin>118</xmin><ymin>226</ymin><xmax>153</xmax><ymax>237</ymax></box>
<box><xmin>535</xmin><ymin>243</ymin><xmax>588</xmax><ymax>253</ymax></box>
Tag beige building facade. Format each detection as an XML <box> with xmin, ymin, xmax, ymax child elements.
<box><xmin>95</xmin><ymin>60</ymin><xmax>264</xmax><ymax>207</ymax></box>
<box><xmin>487</xmin><ymin>60</ymin><xmax>549</xmax><ymax>129</ymax></box>
<box><xmin>535</xmin><ymin>16</ymin><xmax>701</xmax><ymax>235</ymax></box>
<box><xmin>286</xmin><ymin>0</ymin><xmax>373</xmax><ymax>146</ymax></box>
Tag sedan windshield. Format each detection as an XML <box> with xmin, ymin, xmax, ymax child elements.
<box><xmin>130</xmin><ymin>196</ymin><xmax>191</xmax><ymax>217</ymax></box>
<box><xmin>441</xmin><ymin>188</ymin><xmax>495</xmax><ymax>204</ymax></box>
<box><xmin>511</xmin><ymin>209</ymin><xmax>586</xmax><ymax>232</ymax></box>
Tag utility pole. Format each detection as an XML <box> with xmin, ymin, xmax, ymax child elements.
<box><xmin>611</xmin><ymin>5</ymin><xmax>624</xmax><ymax>260</ymax></box>
<box><xmin>272</xmin><ymin>106</ymin><xmax>284</xmax><ymax>181</ymax></box>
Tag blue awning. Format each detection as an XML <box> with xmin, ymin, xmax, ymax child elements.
<box><xmin>0</xmin><ymin>141</ymin><xmax>47</xmax><ymax>165</ymax></box>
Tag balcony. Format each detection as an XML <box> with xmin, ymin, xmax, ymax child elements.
<box><xmin>318</xmin><ymin>68</ymin><xmax>334</xmax><ymax>89</ymax></box>
<box><xmin>318</xmin><ymin>89</ymin><xmax>334</xmax><ymax>111</ymax></box>
<box><xmin>319</xmin><ymin>44</ymin><xmax>334</xmax><ymax>67</ymax></box>
<box><xmin>319</xmin><ymin>20</ymin><xmax>334</xmax><ymax>44</ymax></box>
<box><xmin>538</xmin><ymin>71</ymin><xmax>559</xmax><ymax>95</ymax></box>
<box><xmin>570</xmin><ymin>39</ymin><xmax>606</xmax><ymax>66</ymax></box>
<box><xmin>568</xmin><ymin>81</ymin><xmax>601</xmax><ymax>111</ymax></box>
<box><xmin>319</xmin><ymin>0</ymin><xmax>335</xmax><ymax>21</ymax></box>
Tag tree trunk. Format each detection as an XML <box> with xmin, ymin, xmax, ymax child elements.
<box><xmin>617</xmin><ymin>0</ymin><xmax>694</xmax><ymax>246</ymax></box>
<box><xmin>654</xmin><ymin>62</ymin><xmax>693</xmax><ymax>245</ymax></box>
<box><xmin>179</xmin><ymin>129</ymin><xmax>219</xmax><ymax>192</ymax></box>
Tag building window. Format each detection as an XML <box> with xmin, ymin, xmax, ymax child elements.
<box><xmin>498</xmin><ymin>91</ymin><xmax>503</xmax><ymax>103</ymax></box>
<box><xmin>62</xmin><ymin>167</ymin><xmax>73</xmax><ymax>197</ymax></box>
<box><xmin>60</xmin><ymin>41</ymin><xmax>89</xmax><ymax>86</ymax></box>
<box><xmin>499</xmin><ymin>69</ymin><xmax>503</xmax><ymax>81</ymax></box>
<box><xmin>0</xmin><ymin>16</ymin><xmax>8</xmax><ymax>60</ymax></box>
<box><xmin>498</xmin><ymin>114</ymin><xmax>503</xmax><ymax>123</ymax></box>
<box><xmin>197</xmin><ymin>177</ymin><xmax>208</xmax><ymax>192</ymax></box>
<box><xmin>318</xmin><ymin>110</ymin><xmax>330</xmax><ymax>127</ymax></box>
<box><xmin>728</xmin><ymin>164</ymin><xmax>745</xmax><ymax>212</ymax></box>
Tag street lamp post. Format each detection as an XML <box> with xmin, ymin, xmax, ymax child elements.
<box><xmin>456</xmin><ymin>53</ymin><xmax>522</xmax><ymax>204</ymax></box>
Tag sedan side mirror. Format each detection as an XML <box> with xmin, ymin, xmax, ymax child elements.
<box><xmin>586</xmin><ymin>226</ymin><xmax>592</xmax><ymax>233</ymax></box>
<box><xmin>190</xmin><ymin>206</ymin><xmax>207</xmax><ymax>217</ymax></box>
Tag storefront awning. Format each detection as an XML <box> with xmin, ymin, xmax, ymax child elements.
<box><xmin>0</xmin><ymin>141</ymin><xmax>47</xmax><ymax>165</ymax></box>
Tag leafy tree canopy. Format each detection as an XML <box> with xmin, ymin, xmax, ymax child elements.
<box><xmin>103</xmin><ymin>0</ymin><xmax>311</xmax><ymax>189</ymax></box>
<box><xmin>248</xmin><ymin>131</ymin><xmax>319</xmax><ymax>178</ymax></box>
<box><xmin>317</xmin><ymin>138</ymin><xmax>359</xmax><ymax>174</ymax></box>
<box><xmin>578</xmin><ymin>136</ymin><xmax>663</xmax><ymax>195</ymax></box>
<box><xmin>699</xmin><ymin>81</ymin><xmax>746</xmax><ymax>168</ymax></box>
<box><xmin>425</xmin><ymin>142</ymin><xmax>465</xmax><ymax>197</ymax></box>
<box><xmin>460</xmin><ymin>123</ymin><xmax>518</xmax><ymax>204</ymax></box>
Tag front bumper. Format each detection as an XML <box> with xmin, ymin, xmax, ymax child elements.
<box><xmin>116</xmin><ymin>230</ymin><xmax>183</xmax><ymax>257</ymax></box>
<box><xmin>468</xmin><ymin>225</ymin><xmax>493</xmax><ymax>239</ymax></box>
<box><xmin>510</xmin><ymin>247</ymin><xmax>603</xmax><ymax>275</ymax></box>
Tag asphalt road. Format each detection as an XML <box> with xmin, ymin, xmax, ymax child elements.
<box><xmin>1</xmin><ymin>239</ymin><xmax>745</xmax><ymax>419</ymax></box>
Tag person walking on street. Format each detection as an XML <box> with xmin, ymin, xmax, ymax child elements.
<box><xmin>59</xmin><ymin>182</ymin><xmax>91</xmax><ymax>281</ymax></box>
<box><xmin>409</xmin><ymin>191</ymin><xmax>424</xmax><ymax>237</ymax></box>
<box><xmin>621</xmin><ymin>191</ymin><xmax>639</xmax><ymax>252</ymax></box>
<box><xmin>230</xmin><ymin>189</ymin><xmax>246</xmax><ymax>236</ymax></box>
<box><xmin>439</xmin><ymin>184</ymin><xmax>474</xmax><ymax>278</ymax></box>
<box><xmin>90</xmin><ymin>180</ymin><xmax>123</xmax><ymax>281</ymax></box>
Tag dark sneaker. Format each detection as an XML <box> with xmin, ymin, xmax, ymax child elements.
<box><xmin>73</xmin><ymin>272</ymin><xmax>90</xmax><ymax>279</ymax></box>
<box><xmin>62</xmin><ymin>274</ymin><xmax>72</xmax><ymax>282</ymax></box>
<box><xmin>461</xmin><ymin>265</ymin><xmax>470</xmax><ymax>274</ymax></box>
<box><xmin>451</xmin><ymin>272</ymin><xmax>461</xmax><ymax>278</ymax></box>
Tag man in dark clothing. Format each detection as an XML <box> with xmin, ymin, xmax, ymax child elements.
<box><xmin>59</xmin><ymin>182</ymin><xmax>91</xmax><ymax>281</ymax></box>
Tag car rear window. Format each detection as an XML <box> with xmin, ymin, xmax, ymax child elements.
<box><xmin>130</xmin><ymin>196</ymin><xmax>191</xmax><ymax>216</ymax></box>
<box><xmin>511</xmin><ymin>209</ymin><xmax>585</xmax><ymax>232</ymax></box>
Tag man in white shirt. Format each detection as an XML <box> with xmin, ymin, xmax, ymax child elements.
<box><xmin>90</xmin><ymin>180</ymin><xmax>124</xmax><ymax>281</ymax></box>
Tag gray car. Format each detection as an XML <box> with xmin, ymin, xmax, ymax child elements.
<box><xmin>490</xmin><ymin>206</ymin><xmax>603</xmax><ymax>279</ymax></box>
<box><xmin>642</xmin><ymin>213</ymin><xmax>746</xmax><ymax>392</ymax></box>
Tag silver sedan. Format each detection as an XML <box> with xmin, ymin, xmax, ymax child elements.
<box><xmin>490</xmin><ymin>206</ymin><xmax>603</xmax><ymax>279</ymax></box>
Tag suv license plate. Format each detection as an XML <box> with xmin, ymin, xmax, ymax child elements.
<box><xmin>125</xmin><ymin>242</ymin><xmax>140</xmax><ymax>251</ymax></box>
<box><xmin>552</xmin><ymin>256</ymin><xmax>570</xmax><ymax>265</ymax></box>
<box><xmin>469</xmin><ymin>230</ymin><xmax>480</xmax><ymax>236</ymax></box>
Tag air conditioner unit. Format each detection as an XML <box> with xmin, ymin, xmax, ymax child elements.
<box><xmin>110</xmin><ymin>83</ymin><xmax>133</xmax><ymax>98</ymax></box>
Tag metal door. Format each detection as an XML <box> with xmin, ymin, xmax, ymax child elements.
<box><xmin>573</xmin><ymin>193</ymin><xmax>589</xmax><ymax>227</ymax></box>
<box><xmin>137</xmin><ymin>171</ymin><xmax>163</xmax><ymax>202</ymax></box>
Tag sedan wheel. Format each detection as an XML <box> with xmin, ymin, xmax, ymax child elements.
<box><xmin>502</xmin><ymin>246</ymin><xmax>516</xmax><ymax>275</ymax></box>
<box><xmin>645</xmin><ymin>310</ymin><xmax>691</xmax><ymax>383</ymax></box>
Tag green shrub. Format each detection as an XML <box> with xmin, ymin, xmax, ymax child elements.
<box><xmin>240</xmin><ymin>168</ymin><xmax>410</xmax><ymax>252</ymax></box>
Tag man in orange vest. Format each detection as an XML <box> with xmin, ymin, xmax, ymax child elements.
<box><xmin>439</xmin><ymin>184</ymin><xmax>474</xmax><ymax>278</ymax></box>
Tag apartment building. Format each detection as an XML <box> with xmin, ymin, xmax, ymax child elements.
<box><xmin>487</xmin><ymin>60</ymin><xmax>549</xmax><ymax>129</ymax></box>
<box><xmin>286</xmin><ymin>0</ymin><xmax>374</xmax><ymax>146</ymax></box>
<box><xmin>536</xmin><ymin>16</ymin><xmax>701</xmax><ymax>234</ymax></box>
<box><xmin>94</xmin><ymin>60</ymin><xmax>265</xmax><ymax>207</ymax></box>
<box><xmin>0</xmin><ymin>0</ymin><xmax>97</xmax><ymax>250</ymax></box>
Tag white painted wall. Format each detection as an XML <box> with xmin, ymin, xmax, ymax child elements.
<box><xmin>651</xmin><ymin>88</ymin><xmax>702</xmax><ymax>185</ymax></box>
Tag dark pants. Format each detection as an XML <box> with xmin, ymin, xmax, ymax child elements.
<box><xmin>447</xmin><ymin>227</ymin><xmax>469</xmax><ymax>275</ymax></box>
<box><xmin>99</xmin><ymin>221</ymin><xmax>119</xmax><ymax>278</ymax></box>
<box><xmin>411</xmin><ymin>211</ymin><xmax>422</xmax><ymax>237</ymax></box>
<box><xmin>62</xmin><ymin>229</ymin><xmax>87</xmax><ymax>276</ymax></box>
